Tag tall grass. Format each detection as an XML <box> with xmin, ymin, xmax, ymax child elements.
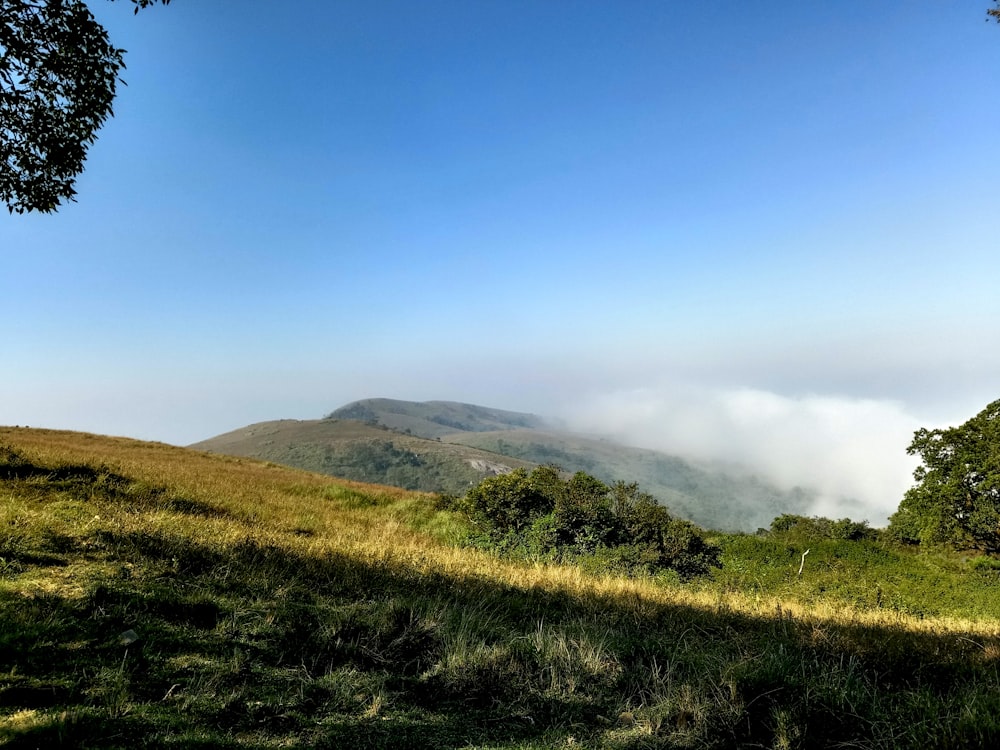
<box><xmin>2</xmin><ymin>427</ymin><xmax>1000</xmax><ymax>748</ymax></box>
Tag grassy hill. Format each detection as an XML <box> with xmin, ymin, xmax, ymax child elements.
<box><xmin>196</xmin><ymin>399</ymin><xmax>816</xmax><ymax>531</ymax></box>
<box><xmin>189</xmin><ymin>418</ymin><xmax>536</xmax><ymax>496</ymax></box>
<box><xmin>3</xmin><ymin>426</ymin><xmax>1000</xmax><ymax>748</ymax></box>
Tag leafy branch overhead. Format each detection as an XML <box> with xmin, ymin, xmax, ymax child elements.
<box><xmin>0</xmin><ymin>2</ymin><xmax>997</xmax><ymax>214</ymax></box>
<box><xmin>0</xmin><ymin>0</ymin><xmax>168</xmax><ymax>214</ymax></box>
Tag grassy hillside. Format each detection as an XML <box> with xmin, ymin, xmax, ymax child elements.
<box><xmin>189</xmin><ymin>419</ymin><xmax>536</xmax><ymax>495</ymax></box>
<box><xmin>4</xmin><ymin>427</ymin><xmax>1000</xmax><ymax>749</ymax></box>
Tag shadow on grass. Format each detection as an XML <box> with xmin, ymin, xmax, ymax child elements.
<box><xmin>4</xmin><ymin>527</ymin><xmax>1000</xmax><ymax>749</ymax></box>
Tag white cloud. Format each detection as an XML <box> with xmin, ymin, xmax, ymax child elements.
<box><xmin>559</xmin><ymin>384</ymin><xmax>927</xmax><ymax>525</ymax></box>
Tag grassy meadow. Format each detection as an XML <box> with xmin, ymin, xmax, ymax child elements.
<box><xmin>2</xmin><ymin>427</ymin><xmax>1000</xmax><ymax>749</ymax></box>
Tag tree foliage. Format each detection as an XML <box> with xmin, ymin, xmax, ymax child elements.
<box><xmin>0</xmin><ymin>0</ymin><xmax>168</xmax><ymax>214</ymax></box>
<box><xmin>460</xmin><ymin>466</ymin><xmax>721</xmax><ymax>579</ymax></box>
<box><xmin>888</xmin><ymin>399</ymin><xmax>1000</xmax><ymax>552</ymax></box>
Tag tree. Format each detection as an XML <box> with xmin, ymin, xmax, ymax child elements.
<box><xmin>888</xmin><ymin>399</ymin><xmax>1000</xmax><ymax>551</ymax></box>
<box><xmin>0</xmin><ymin>0</ymin><xmax>168</xmax><ymax>214</ymax></box>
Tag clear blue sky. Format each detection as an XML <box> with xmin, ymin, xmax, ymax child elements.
<box><xmin>3</xmin><ymin>1</ymin><xmax>998</xmax><ymax>518</ymax></box>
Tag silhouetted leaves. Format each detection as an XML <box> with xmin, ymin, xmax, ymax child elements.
<box><xmin>0</xmin><ymin>0</ymin><xmax>169</xmax><ymax>213</ymax></box>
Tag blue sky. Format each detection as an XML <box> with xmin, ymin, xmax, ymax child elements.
<box><xmin>3</xmin><ymin>1</ymin><xmax>999</xmax><ymax>520</ymax></box>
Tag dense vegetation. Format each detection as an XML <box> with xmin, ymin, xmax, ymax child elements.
<box><xmin>3</xmin><ymin>427</ymin><xmax>1000</xmax><ymax>749</ymax></box>
<box><xmin>452</xmin><ymin>466</ymin><xmax>721</xmax><ymax>579</ymax></box>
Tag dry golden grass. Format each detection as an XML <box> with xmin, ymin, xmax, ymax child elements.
<box><xmin>5</xmin><ymin>425</ymin><xmax>997</xmax><ymax>638</ymax></box>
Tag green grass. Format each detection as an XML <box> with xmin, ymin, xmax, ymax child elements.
<box><xmin>3</xmin><ymin>429</ymin><xmax>1000</xmax><ymax>749</ymax></box>
<box><xmin>709</xmin><ymin>532</ymin><xmax>1000</xmax><ymax>621</ymax></box>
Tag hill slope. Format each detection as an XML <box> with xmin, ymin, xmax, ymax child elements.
<box><xmin>3</xmin><ymin>427</ymin><xmax>1000</xmax><ymax>749</ymax></box>
<box><xmin>189</xmin><ymin>418</ymin><xmax>534</xmax><ymax>495</ymax></box>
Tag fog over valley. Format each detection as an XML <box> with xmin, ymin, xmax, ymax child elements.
<box><xmin>559</xmin><ymin>386</ymin><xmax>923</xmax><ymax>526</ymax></box>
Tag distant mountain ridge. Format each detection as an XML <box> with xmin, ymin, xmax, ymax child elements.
<box><xmin>326</xmin><ymin>398</ymin><xmax>548</xmax><ymax>438</ymax></box>
<box><xmin>192</xmin><ymin>398</ymin><xmax>817</xmax><ymax>531</ymax></box>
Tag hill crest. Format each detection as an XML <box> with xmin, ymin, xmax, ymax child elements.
<box><xmin>326</xmin><ymin>398</ymin><xmax>548</xmax><ymax>439</ymax></box>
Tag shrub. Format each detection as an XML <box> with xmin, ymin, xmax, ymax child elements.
<box><xmin>969</xmin><ymin>555</ymin><xmax>1000</xmax><ymax>572</ymax></box>
<box><xmin>459</xmin><ymin>468</ymin><xmax>720</xmax><ymax>579</ymax></box>
<box><xmin>550</xmin><ymin>473</ymin><xmax>616</xmax><ymax>554</ymax></box>
<box><xmin>462</xmin><ymin>466</ymin><xmax>559</xmax><ymax>538</ymax></box>
<box><xmin>768</xmin><ymin>514</ymin><xmax>877</xmax><ymax>542</ymax></box>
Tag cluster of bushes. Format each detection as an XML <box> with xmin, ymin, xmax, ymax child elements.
<box><xmin>764</xmin><ymin>513</ymin><xmax>879</xmax><ymax>542</ymax></box>
<box><xmin>450</xmin><ymin>466</ymin><xmax>721</xmax><ymax>579</ymax></box>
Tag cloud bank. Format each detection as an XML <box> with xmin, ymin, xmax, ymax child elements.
<box><xmin>559</xmin><ymin>385</ymin><xmax>925</xmax><ymax>526</ymax></box>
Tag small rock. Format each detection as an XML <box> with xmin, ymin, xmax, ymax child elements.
<box><xmin>119</xmin><ymin>629</ymin><xmax>140</xmax><ymax>646</ymax></box>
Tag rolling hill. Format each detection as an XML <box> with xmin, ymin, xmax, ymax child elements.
<box><xmin>188</xmin><ymin>418</ymin><xmax>535</xmax><ymax>496</ymax></box>
<box><xmin>192</xmin><ymin>398</ymin><xmax>817</xmax><ymax>531</ymax></box>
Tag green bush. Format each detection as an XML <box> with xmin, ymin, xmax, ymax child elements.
<box><xmin>550</xmin><ymin>472</ymin><xmax>617</xmax><ymax>553</ymax></box>
<box><xmin>459</xmin><ymin>467</ymin><xmax>720</xmax><ymax>579</ymax></box>
<box><xmin>768</xmin><ymin>513</ymin><xmax>877</xmax><ymax>542</ymax></box>
<box><xmin>969</xmin><ymin>555</ymin><xmax>1000</xmax><ymax>572</ymax></box>
<box><xmin>462</xmin><ymin>467</ymin><xmax>558</xmax><ymax>537</ymax></box>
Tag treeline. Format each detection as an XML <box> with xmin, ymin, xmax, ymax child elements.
<box><xmin>763</xmin><ymin>513</ymin><xmax>878</xmax><ymax>542</ymax></box>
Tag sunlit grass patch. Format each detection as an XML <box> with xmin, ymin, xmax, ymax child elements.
<box><xmin>0</xmin><ymin>709</ymin><xmax>62</xmax><ymax>742</ymax></box>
